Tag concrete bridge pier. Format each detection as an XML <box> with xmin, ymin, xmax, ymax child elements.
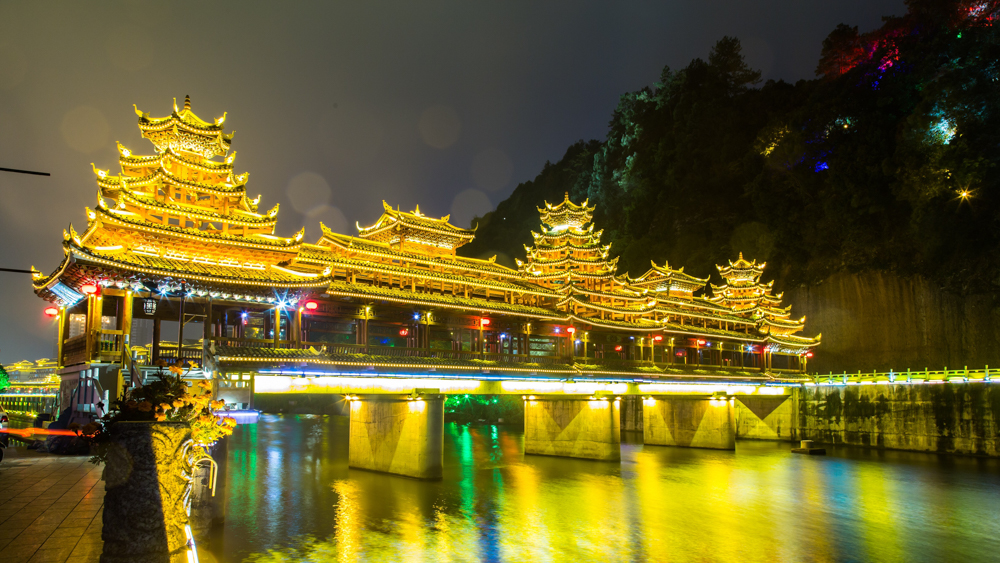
<box><xmin>348</xmin><ymin>393</ymin><xmax>444</xmax><ymax>479</ymax></box>
<box><xmin>643</xmin><ymin>395</ymin><xmax>736</xmax><ymax>450</ymax></box>
<box><xmin>524</xmin><ymin>395</ymin><xmax>621</xmax><ymax>461</ymax></box>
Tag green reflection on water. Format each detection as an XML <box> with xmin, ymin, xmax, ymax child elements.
<box><xmin>218</xmin><ymin>415</ymin><xmax>1000</xmax><ymax>563</ymax></box>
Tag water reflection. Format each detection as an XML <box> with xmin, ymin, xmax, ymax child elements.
<box><xmin>218</xmin><ymin>415</ymin><xmax>1000</xmax><ymax>563</ymax></box>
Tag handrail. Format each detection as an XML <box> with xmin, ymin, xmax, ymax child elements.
<box><xmin>196</xmin><ymin>335</ymin><xmax>803</xmax><ymax>374</ymax></box>
<box><xmin>812</xmin><ymin>365</ymin><xmax>992</xmax><ymax>384</ymax></box>
<box><xmin>121</xmin><ymin>342</ymin><xmax>141</xmax><ymax>389</ymax></box>
<box><xmin>69</xmin><ymin>375</ymin><xmax>107</xmax><ymax>421</ymax></box>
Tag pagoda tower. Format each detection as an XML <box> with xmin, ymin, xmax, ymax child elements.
<box><xmin>517</xmin><ymin>193</ymin><xmax>616</xmax><ymax>291</ymax></box>
<box><xmin>85</xmin><ymin>96</ymin><xmax>302</xmax><ymax>270</ymax></box>
<box><xmin>710</xmin><ymin>253</ymin><xmax>804</xmax><ymax>336</ymax></box>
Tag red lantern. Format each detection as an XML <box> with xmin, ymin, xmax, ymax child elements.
<box><xmin>805</xmin><ymin>352</ymin><xmax>814</xmax><ymax>358</ymax></box>
<box><xmin>614</xmin><ymin>345</ymin><xmax>623</xmax><ymax>352</ymax></box>
<box><xmin>304</xmin><ymin>301</ymin><xmax>318</xmax><ymax>311</ymax></box>
<box><xmin>44</xmin><ymin>306</ymin><xmax>59</xmax><ymax>318</ymax></box>
<box><xmin>399</xmin><ymin>328</ymin><xmax>409</xmax><ymax>337</ymax></box>
<box><xmin>480</xmin><ymin>318</ymin><xmax>491</xmax><ymax>327</ymax></box>
<box><xmin>80</xmin><ymin>284</ymin><xmax>98</xmax><ymax>295</ymax></box>
<box><xmin>567</xmin><ymin>327</ymin><xmax>576</xmax><ymax>335</ymax></box>
<box><xmin>697</xmin><ymin>339</ymin><xmax>706</xmax><ymax>346</ymax></box>
<box><xmin>653</xmin><ymin>335</ymin><xmax>663</xmax><ymax>342</ymax></box>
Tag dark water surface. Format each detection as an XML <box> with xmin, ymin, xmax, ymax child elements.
<box><xmin>204</xmin><ymin>414</ymin><xmax>1000</xmax><ymax>562</ymax></box>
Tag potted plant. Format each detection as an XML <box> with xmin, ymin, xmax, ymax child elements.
<box><xmin>85</xmin><ymin>362</ymin><xmax>235</xmax><ymax>563</ymax></box>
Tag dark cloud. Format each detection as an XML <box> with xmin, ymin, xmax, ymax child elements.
<box><xmin>0</xmin><ymin>0</ymin><xmax>905</xmax><ymax>363</ymax></box>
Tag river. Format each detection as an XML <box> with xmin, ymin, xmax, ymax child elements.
<box><xmin>202</xmin><ymin>414</ymin><xmax>1000</xmax><ymax>562</ymax></box>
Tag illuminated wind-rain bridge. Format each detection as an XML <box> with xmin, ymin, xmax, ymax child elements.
<box><xmin>32</xmin><ymin>98</ymin><xmax>819</xmax><ymax>477</ymax></box>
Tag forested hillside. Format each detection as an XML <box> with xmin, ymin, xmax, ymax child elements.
<box><xmin>461</xmin><ymin>1</ymin><xmax>1000</xmax><ymax>296</ymax></box>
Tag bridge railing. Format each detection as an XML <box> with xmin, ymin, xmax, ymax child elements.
<box><xmin>204</xmin><ymin>336</ymin><xmax>793</xmax><ymax>373</ymax></box>
<box><xmin>813</xmin><ymin>366</ymin><xmax>993</xmax><ymax>385</ymax></box>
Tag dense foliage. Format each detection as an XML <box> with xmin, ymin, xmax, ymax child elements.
<box><xmin>462</xmin><ymin>1</ymin><xmax>1000</xmax><ymax>294</ymax></box>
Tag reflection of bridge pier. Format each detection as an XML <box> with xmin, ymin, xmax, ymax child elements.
<box><xmin>347</xmin><ymin>393</ymin><xmax>445</xmax><ymax>479</ymax></box>
<box><xmin>524</xmin><ymin>395</ymin><xmax>621</xmax><ymax>461</ymax></box>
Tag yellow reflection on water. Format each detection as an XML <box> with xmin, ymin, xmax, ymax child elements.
<box><xmin>331</xmin><ymin>480</ymin><xmax>360</xmax><ymax>561</ymax></box>
<box><xmin>499</xmin><ymin>462</ymin><xmax>549</xmax><ymax>560</ymax></box>
<box><xmin>797</xmin><ymin>455</ymin><xmax>834</xmax><ymax>562</ymax></box>
<box><xmin>855</xmin><ymin>462</ymin><xmax>903</xmax><ymax>562</ymax></box>
<box><xmin>234</xmin><ymin>421</ymin><xmax>1000</xmax><ymax>563</ymax></box>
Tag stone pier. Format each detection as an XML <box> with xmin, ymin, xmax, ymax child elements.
<box><xmin>524</xmin><ymin>396</ymin><xmax>621</xmax><ymax>461</ymax></box>
<box><xmin>348</xmin><ymin>394</ymin><xmax>444</xmax><ymax>479</ymax></box>
<box><xmin>643</xmin><ymin>396</ymin><xmax>736</xmax><ymax>450</ymax></box>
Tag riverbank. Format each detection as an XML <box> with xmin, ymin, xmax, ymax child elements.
<box><xmin>0</xmin><ymin>448</ymin><xmax>104</xmax><ymax>563</ymax></box>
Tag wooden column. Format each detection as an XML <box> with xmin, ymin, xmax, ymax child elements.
<box><xmin>203</xmin><ymin>297</ymin><xmax>213</xmax><ymax>342</ymax></box>
<box><xmin>56</xmin><ymin>307</ymin><xmax>67</xmax><ymax>367</ymax></box>
<box><xmin>121</xmin><ymin>292</ymin><xmax>134</xmax><ymax>348</ymax></box>
<box><xmin>293</xmin><ymin>307</ymin><xmax>302</xmax><ymax>348</ymax></box>
<box><xmin>273</xmin><ymin>307</ymin><xmax>281</xmax><ymax>348</ymax></box>
<box><xmin>152</xmin><ymin>318</ymin><xmax>161</xmax><ymax>363</ymax></box>
<box><xmin>177</xmin><ymin>289</ymin><xmax>187</xmax><ymax>361</ymax></box>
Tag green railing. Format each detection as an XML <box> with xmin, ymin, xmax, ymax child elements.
<box><xmin>812</xmin><ymin>366</ymin><xmax>993</xmax><ymax>385</ymax></box>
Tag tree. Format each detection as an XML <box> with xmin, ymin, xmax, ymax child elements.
<box><xmin>816</xmin><ymin>24</ymin><xmax>864</xmax><ymax>77</ymax></box>
<box><xmin>708</xmin><ymin>36</ymin><xmax>762</xmax><ymax>94</ymax></box>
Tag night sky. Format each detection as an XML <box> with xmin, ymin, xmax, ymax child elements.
<box><xmin>0</xmin><ymin>1</ymin><xmax>905</xmax><ymax>364</ymax></box>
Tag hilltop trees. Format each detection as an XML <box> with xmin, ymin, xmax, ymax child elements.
<box><xmin>463</xmin><ymin>3</ymin><xmax>1000</xmax><ymax>293</ymax></box>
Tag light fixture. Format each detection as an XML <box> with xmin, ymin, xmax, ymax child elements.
<box><xmin>43</xmin><ymin>306</ymin><xmax>59</xmax><ymax>317</ymax></box>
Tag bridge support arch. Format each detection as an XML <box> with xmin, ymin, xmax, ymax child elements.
<box><xmin>347</xmin><ymin>393</ymin><xmax>445</xmax><ymax>479</ymax></box>
<box><xmin>643</xmin><ymin>395</ymin><xmax>736</xmax><ymax>450</ymax></box>
<box><xmin>523</xmin><ymin>395</ymin><xmax>621</xmax><ymax>461</ymax></box>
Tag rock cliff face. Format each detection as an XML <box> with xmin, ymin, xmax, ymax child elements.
<box><xmin>799</xmin><ymin>383</ymin><xmax>1000</xmax><ymax>456</ymax></box>
<box><xmin>785</xmin><ymin>272</ymin><xmax>1000</xmax><ymax>374</ymax></box>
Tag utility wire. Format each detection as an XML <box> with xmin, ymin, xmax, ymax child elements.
<box><xmin>0</xmin><ymin>167</ymin><xmax>50</xmax><ymax>176</ymax></box>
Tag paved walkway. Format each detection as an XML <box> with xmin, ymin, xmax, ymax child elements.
<box><xmin>0</xmin><ymin>448</ymin><xmax>104</xmax><ymax>563</ymax></box>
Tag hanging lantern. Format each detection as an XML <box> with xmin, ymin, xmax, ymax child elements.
<box><xmin>43</xmin><ymin>306</ymin><xmax>59</xmax><ymax>318</ymax></box>
<box><xmin>142</xmin><ymin>299</ymin><xmax>157</xmax><ymax>315</ymax></box>
<box><xmin>80</xmin><ymin>284</ymin><xmax>98</xmax><ymax>295</ymax></box>
<box><xmin>305</xmin><ymin>301</ymin><xmax>318</xmax><ymax>311</ymax></box>
<box><xmin>399</xmin><ymin>328</ymin><xmax>409</xmax><ymax>337</ymax></box>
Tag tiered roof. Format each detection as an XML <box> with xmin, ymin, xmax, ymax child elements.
<box><xmin>537</xmin><ymin>193</ymin><xmax>596</xmax><ymax>229</ymax></box>
<box><xmin>709</xmin><ymin>253</ymin><xmax>808</xmax><ymax>337</ymax></box>
<box><xmin>621</xmin><ymin>260</ymin><xmax>708</xmax><ymax>296</ymax></box>
<box><xmin>136</xmin><ymin>95</ymin><xmax>233</xmax><ymax>157</ymax></box>
<box><xmin>518</xmin><ymin>193</ymin><xmax>617</xmax><ymax>285</ymax></box>
<box><xmin>356</xmin><ymin>202</ymin><xmax>475</xmax><ymax>254</ymax></box>
<box><xmin>35</xmin><ymin>97</ymin><xmax>305</xmax><ymax>305</ymax></box>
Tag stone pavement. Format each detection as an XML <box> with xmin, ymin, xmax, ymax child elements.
<box><xmin>0</xmin><ymin>447</ymin><xmax>104</xmax><ymax>563</ymax></box>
